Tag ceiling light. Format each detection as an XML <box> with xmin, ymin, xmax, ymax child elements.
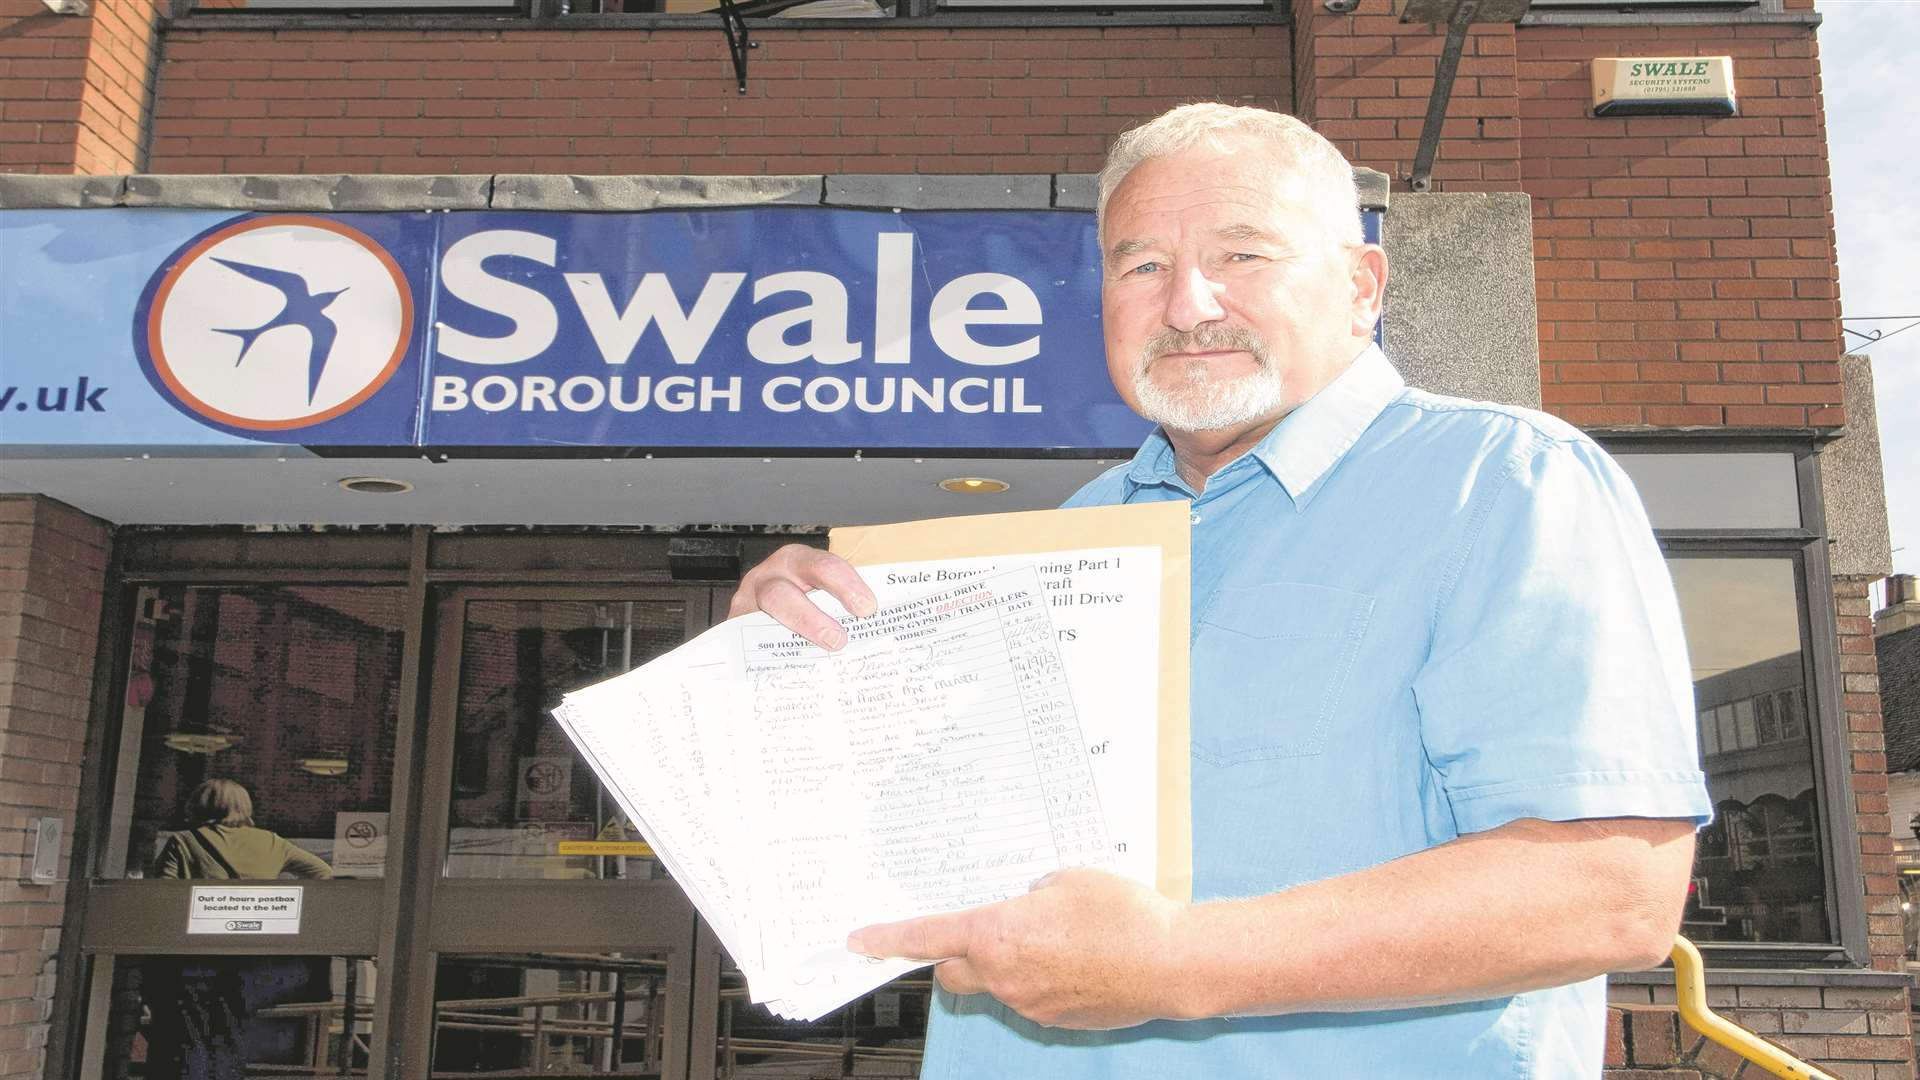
<box><xmin>295</xmin><ymin>756</ymin><xmax>351</xmax><ymax>778</ymax></box>
<box><xmin>938</xmin><ymin>477</ymin><xmax>1010</xmax><ymax>495</ymax></box>
<box><xmin>338</xmin><ymin>476</ymin><xmax>413</xmax><ymax>495</ymax></box>
<box><xmin>164</xmin><ymin>733</ymin><xmax>238</xmax><ymax>754</ymax></box>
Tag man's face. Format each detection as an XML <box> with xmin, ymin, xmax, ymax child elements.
<box><xmin>1100</xmin><ymin>135</ymin><xmax>1372</xmax><ymax>439</ymax></box>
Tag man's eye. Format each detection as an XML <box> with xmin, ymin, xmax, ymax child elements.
<box><xmin>1227</xmin><ymin>252</ymin><xmax>1260</xmax><ymax>262</ymax></box>
<box><xmin>1127</xmin><ymin>261</ymin><xmax>1162</xmax><ymax>275</ymax></box>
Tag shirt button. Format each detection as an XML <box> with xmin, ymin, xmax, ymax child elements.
<box><xmin>1190</xmin><ymin>510</ymin><xmax>1202</xmax><ymax>525</ymax></box>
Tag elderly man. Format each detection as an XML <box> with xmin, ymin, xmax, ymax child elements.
<box><xmin>732</xmin><ymin>103</ymin><xmax>1710</xmax><ymax>1078</ymax></box>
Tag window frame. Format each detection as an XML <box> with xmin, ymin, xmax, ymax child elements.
<box><xmin>1603</xmin><ymin>435</ymin><xmax>1866</xmax><ymax>967</ymax></box>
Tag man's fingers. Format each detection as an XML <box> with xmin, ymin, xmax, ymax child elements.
<box><xmin>730</xmin><ymin>546</ymin><xmax>876</xmax><ymax>650</ymax></box>
<box><xmin>756</xmin><ymin>578</ymin><xmax>849</xmax><ymax>651</ymax></box>
<box><xmin>847</xmin><ymin>910</ymin><xmax>972</xmax><ymax>962</ymax></box>
<box><xmin>806</xmin><ymin>551</ymin><xmax>878</xmax><ymax>619</ymax></box>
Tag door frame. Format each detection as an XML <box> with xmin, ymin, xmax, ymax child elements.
<box><xmin>387</xmin><ymin>583</ymin><xmax>721</xmax><ymax>1078</ymax></box>
<box><xmin>49</xmin><ymin>528</ymin><xmax>795</xmax><ymax>1080</ymax></box>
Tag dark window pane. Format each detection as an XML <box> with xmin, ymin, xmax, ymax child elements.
<box><xmin>432</xmin><ymin>952</ymin><xmax>671</xmax><ymax>1075</ymax></box>
<box><xmin>1614</xmin><ymin>452</ymin><xmax>1800</xmax><ymax>530</ymax></box>
<box><xmin>446</xmin><ymin>600</ymin><xmax>689</xmax><ymax>879</ymax></box>
<box><xmin>109</xmin><ymin>587</ymin><xmax>406</xmax><ymax>880</ymax></box>
<box><xmin>714</xmin><ymin>958</ymin><xmax>928</xmax><ymax>1079</ymax></box>
<box><xmin>98</xmin><ymin>955</ymin><xmax>374</xmax><ymax>1079</ymax></box>
<box><xmin>1668</xmin><ymin>557</ymin><xmax>1829</xmax><ymax>944</ymax></box>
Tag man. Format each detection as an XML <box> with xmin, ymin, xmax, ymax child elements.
<box><xmin>731</xmin><ymin>104</ymin><xmax>1709</xmax><ymax>1077</ymax></box>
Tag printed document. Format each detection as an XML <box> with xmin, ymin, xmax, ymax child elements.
<box><xmin>554</xmin><ymin>526</ymin><xmax>1180</xmax><ymax>1021</ymax></box>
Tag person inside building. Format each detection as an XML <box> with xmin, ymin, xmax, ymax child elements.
<box><xmin>726</xmin><ymin>102</ymin><xmax>1712</xmax><ymax>1078</ymax></box>
<box><xmin>144</xmin><ymin>778</ymin><xmax>332</xmax><ymax>1080</ymax></box>
<box><xmin>153</xmin><ymin>778</ymin><xmax>334</xmax><ymax>883</ymax></box>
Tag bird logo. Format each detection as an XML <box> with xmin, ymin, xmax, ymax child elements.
<box><xmin>137</xmin><ymin>215</ymin><xmax>413</xmax><ymax>433</ymax></box>
<box><xmin>209</xmin><ymin>257</ymin><xmax>350</xmax><ymax>406</ymax></box>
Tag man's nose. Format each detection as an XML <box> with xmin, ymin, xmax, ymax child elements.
<box><xmin>1163</xmin><ymin>265</ymin><xmax>1226</xmax><ymax>333</ymax></box>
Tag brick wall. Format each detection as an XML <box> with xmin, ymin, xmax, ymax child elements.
<box><xmin>74</xmin><ymin>0</ymin><xmax>166</xmax><ymax>173</ymax></box>
<box><xmin>146</xmin><ymin>25</ymin><xmax>1289</xmax><ymax>175</ymax></box>
<box><xmin>1836</xmin><ymin>576</ymin><xmax>1906</xmax><ymax>974</ymax></box>
<box><xmin>1290</xmin><ymin>0</ymin><xmax>1521</xmax><ymax>189</ymax></box>
<box><xmin>1517</xmin><ymin>22</ymin><xmax>1845</xmax><ymax>431</ymax></box>
<box><xmin>0</xmin><ymin>496</ymin><xmax>110</xmax><ymax>1080</ymax></box>
<box><xmin>1280</xmin><ymin>0</ymin><xmax>1845</xmax><ymax>431</ymax></box>
<box><xmin>0</xmin><ymin>0</ymin><xmax>163</xmax><ymax>173</ymax></box>
<box><xmin>1603</xmin><ymin>991</ymin><xmax>1914</xmax><ymax>1080</ymax></box>
<box><xmin>0</xmin><ymin>0</ymin><xmax>91</xmax><ymax>172</ymax></box>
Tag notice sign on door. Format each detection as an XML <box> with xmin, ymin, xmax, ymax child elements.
<box><xmin>187</xmin><ymin>886</ymin><xmax>304</xmax><ymax>935</ymax></box>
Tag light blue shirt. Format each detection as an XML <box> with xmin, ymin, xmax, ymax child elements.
<box><xmin>918</xmin><ymin>346</ymin><xmax>1712</xmax><ymax>1079</ymax></box>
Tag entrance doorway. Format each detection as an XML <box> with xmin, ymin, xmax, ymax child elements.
<box><xmin>62</xmin><ymin>532</ymin><xmax>929</xmax><ymax>1080</ymax></box>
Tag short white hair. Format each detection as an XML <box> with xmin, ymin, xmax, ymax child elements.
<box><xmin>1096</xmin><ymin>103</ymin><xmax>1363</xmax><ymax>246</ymax></box>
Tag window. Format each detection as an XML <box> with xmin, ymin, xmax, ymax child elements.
<box><xmin>1611</xmin><ymin>445</ymin><xmax>1855</xmax><ymax>955</ymax></box>
<box><xmin>97</xmin><ymin>955</ymin><xmax>377</xmax><ymax>1079</ymax></box>
<box><xmin>104</xmin><ymin>586</ymin><xmax>408</xmax><ymax>882</ymax></box>
<box><xmin>1667</xmin><ymin>556</ymin><xmax>1827</xmax><ymax>944</ymax></box>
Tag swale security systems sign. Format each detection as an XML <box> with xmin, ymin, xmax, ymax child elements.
<box><xmin>187</xmin><ymin>885</ymin><xmax>305</xmax><ymax>935</ymax></box>
<box><xmin>1591</xmin><ymin>56</ymin><xmax>1736</xmax><ymax>117</ymax></box>
<box><xmin>0</xmin><ymin>207</ymin><xmax>1145</xmax><ymax>451</ymax></box>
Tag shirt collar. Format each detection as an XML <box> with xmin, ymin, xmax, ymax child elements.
<box><xmin>1124</xmin><ymin>344</ymin><xmax>1405</xmax><ymax>507</ymax></box>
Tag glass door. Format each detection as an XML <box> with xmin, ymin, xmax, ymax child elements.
<box><xmin>393</xmin><ymin>587</ymin><xmax>715</xmax><ymax>1079</ymax></box>
<box><xmin>79</xmin><ymin>582</ymin><xmax>409</xmax><ymax>1080</ymax></box>
<box><xmin>76</xmin><ymin>571</ymin><xmax>933</xmax><ymax>1079</ymax></box>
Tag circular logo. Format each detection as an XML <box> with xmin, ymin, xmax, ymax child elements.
<box><xmin>344</xmin><ymin>821</ymin><xmax>379</xmax><ymax>849</ymax></box>
<box><xmin>139</xmin><ymin>215</ymin><xmax>413</xmax><ymax>431</ymax></box>
<box><xmin>524</xmin><ymin>761</ymin><xmax>566</xmax><ymax>795</ymax></box>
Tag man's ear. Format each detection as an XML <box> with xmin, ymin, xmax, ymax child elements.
<box><xmin>1349</xmin><ymin>245</ymin><xmax>1389</xmax><ymax>339</ymax></box>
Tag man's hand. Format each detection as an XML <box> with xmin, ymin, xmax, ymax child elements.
<box><xmin>729</xmin><ymin>544</ymin><xmax>877</xmax><ymax>650</ymax></box>
<box><xmin>846</xmin><ymin>868</ymin><xmax>1190</xmax><ymax>1030</ymax></box>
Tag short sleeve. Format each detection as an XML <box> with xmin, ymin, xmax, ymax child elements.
<box><xmin>1413</xmin><ymin>435</ymin><xmax>1712</xmax><ymax>834</ymax></box>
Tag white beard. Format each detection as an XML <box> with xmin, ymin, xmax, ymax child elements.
<box><xmin>1130</xmin><ymin>327</ymin><xmax>1287</xmax><ymax>434</ymax></box>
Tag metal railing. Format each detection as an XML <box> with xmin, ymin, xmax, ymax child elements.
<box><xmin>1670</xmin><ymin>936</ymin><xmax>1839</xmax><ymax>1080</ymax></box>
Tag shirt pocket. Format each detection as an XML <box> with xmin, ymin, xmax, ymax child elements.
<box><xmin>1191</xmin><ymin>581</ymin><xmax>1376</xmax><ymax>765</ymax></box>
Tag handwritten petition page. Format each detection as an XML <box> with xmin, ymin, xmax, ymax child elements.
<box><xmin>553</xmin><ymin>554</ymin><xmax>1163</xmax><ymax>1020</ymax></box>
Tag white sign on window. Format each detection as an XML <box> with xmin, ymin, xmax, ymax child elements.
<box><xmin>333</xmin><ymin>812</ymin><xmax>389</xmax><ymax>879</ymax></box>
<box><xmin>187</xmin><ymin>886</ymin><xmax>304</xmax><ymax>935</ymax></box>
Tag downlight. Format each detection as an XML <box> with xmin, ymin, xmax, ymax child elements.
<box><xmin>338</xmin><ymin>476</ymin><xmax>413</xmax><ymax>495</ymax></box>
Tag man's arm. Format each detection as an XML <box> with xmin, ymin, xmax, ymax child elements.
<box><xmin>849</xmin><ymin>815</ymin><xmax>1694</xmax><ymax>1031</ymax></box>
<box><xmin>278</xmin><ymin>836</ymin><xmax>334</xmax><ymax>880</ymax></box>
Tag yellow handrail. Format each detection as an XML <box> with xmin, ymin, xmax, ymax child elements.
<box><xmin>1668</xmin><ymin>936</ymin><xmax>1839</xmax><ymax>1080</ymax></box>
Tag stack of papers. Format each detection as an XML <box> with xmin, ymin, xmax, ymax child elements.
<box><xmin>553</xmin><ymin>542</ymin><xmax>1176</xmax><ymax>1021</ymax></box>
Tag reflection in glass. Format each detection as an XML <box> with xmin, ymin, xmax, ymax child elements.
<box><xmin>109</xmin><ymin>587</ymin><xmax>406</xmax><ymax>880</ymax></box>
<box><xmin>99</xmin><ymin>955</ymin><xmax>374</xmax><ymax>1079</ymax></box>
<box><xmin>1668</xmin><ymin>557</ymin><xmax>1829</xmax><ymax>944</ymax></box>
<box><xmin>432</xmin><ymin>953</ymin><xmax>671</xmax><ymax>1075</ymax></box>
<box><xmin>715</xmin><ymin>961</ymin><xmax>928</xmax><ymax>1079</ymax></box>
<box><xmin>1614</xmin><ymin>452</ymin><xmax>1800</xmax><ymax>530</ymax></box>
<box><xmin>446</xmin><ymin>601</ymin><xmax>688</xmax><ymax>880</ymax></box>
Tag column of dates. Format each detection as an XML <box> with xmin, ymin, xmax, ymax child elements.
<box><xmin>998</xmin><ymin>593</ymin><xmax>1109</xmax><ymax>866</ymax></box>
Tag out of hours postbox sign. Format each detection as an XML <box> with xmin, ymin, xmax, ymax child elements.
<box><xmin>187</xmin><ymin>885</ymin><xmax>305</xmax><ymax>935</ymax></box>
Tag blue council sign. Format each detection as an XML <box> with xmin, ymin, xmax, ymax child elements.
<box><xmin>1</xmin><ymin>204</ymin><xmax>1381</xmax><ymax>453</ymax></box>
<box><xmin>421</xmin><ymin>208</ymin><xmax>1137</xmax><ymax>449</ymax></box>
